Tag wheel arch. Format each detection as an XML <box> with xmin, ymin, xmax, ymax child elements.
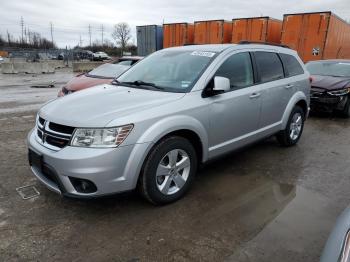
<box><xmin>282</xmin><ymin>92</ymin><xmax>309</xmax><ymax>129</ymax></box>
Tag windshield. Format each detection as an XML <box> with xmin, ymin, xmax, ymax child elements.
<box><xmin>87</xmin><ymin>64</ymin><xmax>129</xmax><ymax>78</ymax></box>
<box><xmin>117</xmin><ymin>49</ymin><xmax>217</xmax><ymax>92</ymax></box>
<box><xmin>306</xmin><ymin>61</ymin><xmax>350</xmax><ymax>77</ymax></box>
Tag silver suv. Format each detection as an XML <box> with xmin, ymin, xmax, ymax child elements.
<box><xmin>27</xmin><ymin>43</ymin><xmax>310</xmax><ymax>204</ymax></box>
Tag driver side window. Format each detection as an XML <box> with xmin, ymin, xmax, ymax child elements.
<box><xmin>214</xmin><ymin>52</ymin><xmax>254</xmax><ymax>90</ymax></box>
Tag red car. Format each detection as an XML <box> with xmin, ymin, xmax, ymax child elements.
<box><xmin>58</xmin><ymin>57</ymin><xmax>142</xmax><ymax>97</ymax></box>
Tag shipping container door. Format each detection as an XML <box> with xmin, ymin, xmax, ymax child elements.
<box><xmin>163</xmin><ymin>25</ymin><xmax>169</xmax><ymax>48</ymax></box>
<box><xmin>282</xmin><ymin>13</ymin><xmax>329</xmax><ymax>62</ymax></box>
<box><xmin>250</xmin><ymin>19</ymin><xmax>267</xmax><ymax>42</ymax></box>
<box><xmin>177</xmin><ymin>24</ymin><xmax>185</xmax><ymax>46</ymax></box>
<box><xmin>209</xmin><ymin>21</ymin><xmax>223</xmax><ymax>44</ymax></box>
<box><xmin>194</xmin><ymin>22</ymin><xmax>205</xmax><ymax>44</ymax></box>
<box><xmin>301</xmin><ymin>13</ymin><xmax>329</xmax><ymax>62</ymax></box>
<box><xmin>232</xmin><ymin>20</ymin><xmax>248</xmax><ymax>43</ymax></box>
<box><xmin>281</xmin><ymin>15</ymin><xmax>303</xmax><ymax>55</ymax></box>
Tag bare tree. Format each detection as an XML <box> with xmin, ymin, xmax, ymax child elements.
<box><xmin>111</xmin><ymin>22</ymin><xmax>131</xmax><ymax>53</ymax></box>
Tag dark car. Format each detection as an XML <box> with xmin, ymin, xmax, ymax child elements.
<box><xmin>306</xmin><ymin>60</ymin><xmax>350</xmax><ymax>117</ymax></box>
<box><xmin>58</xmin><ymin>63</ymin><xmax>130</xmax><ymax>97</ymax></box>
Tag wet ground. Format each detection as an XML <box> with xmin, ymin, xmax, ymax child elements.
<box><xmin>1</xmin><ymin>72</ymin><xmax>350</xmax><ymax>261</ymax></box>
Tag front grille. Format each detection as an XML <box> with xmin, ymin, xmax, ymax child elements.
<box><xmin>36</xmin><ymin>117</ymin><xmax>75</xmax><ymax>150</ymax></box>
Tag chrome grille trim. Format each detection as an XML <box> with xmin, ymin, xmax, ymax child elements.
<box><xmin>35</xmin><ymin>117</ymin><xmax>75</xmax><ymax>150</ymax></box>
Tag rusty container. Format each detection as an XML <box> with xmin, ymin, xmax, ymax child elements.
<box><xmin>194</xmin><ymin>20</ymin><xmax>232</xmax><ymax>44</ymax></box>
<box><xmin>163</xmin><ymin>23</ymin><xmax>194</xmax><ymax>48</ymax></box>
<box><xmin>231</xmin><ymin>17</ymin><xmax>282</xmax><ymax>44</ymax></box>
<box><xmin>0</xmin><ymin>51</ymin><xmax>8</xmax><ymax>57</ymax></box>
<box><xmin>281</xmin><ymin>11</ymin><xmax>350</xmax><ymax>62</ymax></box>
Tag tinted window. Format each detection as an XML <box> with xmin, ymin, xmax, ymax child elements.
<box><xmin>254</xmin><ymin>52</ymin><xmax>284</xmax><ymax>83</ymax></box>
<box><xmin>215</xmin><ymin>52</ymin><xmax>254</xmax><ymax>89</ymax></box>
<box><xmin>280</xmin><ymin>53</ymin><xmax>304</xmax><ymax>77</ymax></box>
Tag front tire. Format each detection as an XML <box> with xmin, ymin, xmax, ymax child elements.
<box><xmin>138</xmin><ymin>136</ymin><xmax>198</xmax><ymax>205</ymax></box>
<box><xmin>277</xmin><ymin>105</ymin><xmax>305</xmax><ymax>147</ymax></box>
<box><xmin>342</xmin><ymin>96</ymin><xmax>350</xmax><ymax>118</ymax></box>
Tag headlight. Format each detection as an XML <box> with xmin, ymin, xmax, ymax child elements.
<box><xmin>70</xmin><ymin>124</ymin><xmax>133</xmax><ymax>148</ymax></box>
<box><xmin>62</xmin><ymin>86</ymin><xmax>73</xmax><ymax>95</ymax></box>
<box><xmin>327</xmin><ymin>88</ymin><xmax>350</xmax><ymax>96</ymax></box>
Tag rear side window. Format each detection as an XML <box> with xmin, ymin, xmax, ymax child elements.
<box><xmin>214</xmin><ymin>52</ymin><xmax>254</xmax><ymax>89</ymax></box>
<box><xmin>254</xmin><ymin>52</ymin><xmax>284</xmax><ymax>83</ymax></box>
<box><xmin>280</xmin><ymin>53</ymin><xmax>304</xmax><ymax>77</ymax></box>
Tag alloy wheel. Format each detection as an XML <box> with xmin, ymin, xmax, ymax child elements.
<box><xmin>289</xmin><ymin>112</ymin><xmax>302</xmax><ymax>141</ymax></box>
<box><xmin>156</xmin><ymin>149</ymin><xmax>191</xmax><ymax>195</ymax></box>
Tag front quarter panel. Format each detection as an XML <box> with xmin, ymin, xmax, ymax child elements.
<box><xmin>135</xmin><ymin>115</ymin><xmax>209</xmax><ymax>162</ymax></box>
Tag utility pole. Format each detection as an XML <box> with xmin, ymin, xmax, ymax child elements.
<box><xmin>7</xmin><ymin>30</ymin><xmax>10</xmax><ymax>45</ymax></box>
<box><xmin>88</xmin><ymin>24</ymin><xmax>92</xmax><ymax>47</ymax></box>
<box><xmin>101</xmin><ymin>24</ymin><xmax>104</xmax><ymax>45</ymax></box>
<box><xmin>79</xmin><ymin>35</ymin><xmax>83</xmax><ymax>47</ymax></box>
<box><xmin>20</xmin><ymin>16</ymin><xmax>24</xmax><ymax>43</ymax></box>
<box><xmin>50</xmin><ymin>22</ymin><xmax>54</xmax><ymax>45</ymax></box>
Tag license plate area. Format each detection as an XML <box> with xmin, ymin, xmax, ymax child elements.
<box><xmin>28</xmin><ymin>149</ymin><xmax>43</xmax><ymax>171</ymax></box>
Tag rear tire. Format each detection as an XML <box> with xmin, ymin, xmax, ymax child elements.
<box><xmin>277</xmin><ymin>106</ymin><xmax>305</xmax><ymax>147</ymax></box>
<box><xmin>138</xmin><ymin>136</ymin><xmax>197</xmax><ymax>205</ymax></box>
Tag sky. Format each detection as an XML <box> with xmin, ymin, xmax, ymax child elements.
<box><xmin>0</xmin><ymin>0</ymin><xmax>349</xmax><ymax>48</ymax></box>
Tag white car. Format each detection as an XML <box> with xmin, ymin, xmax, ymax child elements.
<box><xmin>0</xmin><ymin>56</ymin><xmax>4</xmax><ymax>62</ymax></box>
<box><xmin>93</xmin><ymin>52</ymin><xmax>110</xmax><ymax>61</ymax></box>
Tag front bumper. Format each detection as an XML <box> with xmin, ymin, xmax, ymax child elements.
<box><xmin>310</xmin><ymin>94</ymin><xmax>348</xmax><ymax>112</ymax></box>
<box><xmin>27</xmin><ymin>129</ymin><xmax>152</xmax><ymax>198</ymax></box>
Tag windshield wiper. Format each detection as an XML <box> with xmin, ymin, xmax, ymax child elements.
<box><xmin>119</xmin><ymin>80</ymin><xmax>164</xmax><ymax>90</ymax></box>
<box><xmin>111</xmin><ymin>79</ymin><xmax>120</xmax><ymax>85</ymax></box>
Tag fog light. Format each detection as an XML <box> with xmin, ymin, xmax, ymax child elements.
<box><xmin>69</xmin><ymin>177</ymin><xmax>97</xmax><ymax>193</ymax></box>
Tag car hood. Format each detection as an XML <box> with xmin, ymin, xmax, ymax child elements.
<box><xmin>66</xmin><ymin>74</ymin><xmax>112</xmax><ymax>91</ymax></box>
<box><xmin>311</xmin><ymin>75</ymin><xmax>350</xmax><ymax>91</ymax></box>
<box><xmin>39</xmin><ymin>85</ymin><xmax>185</xmax><ymax>127</ymax></box>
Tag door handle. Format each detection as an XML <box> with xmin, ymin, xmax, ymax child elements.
<box><xmin>249</xmin><ymin>93</ymin><xmax>261</xmax><ymax>99</ymax></box>
<box><xmin>285</xmin><ymin>84</ymin><xmax>294</xmax><ymax>89</ymax></box>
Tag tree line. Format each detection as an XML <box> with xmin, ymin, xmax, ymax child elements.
<box><xmin>0</xmin><ymin>30</ymin><xmax>55</xmax><ymax>49</ymax></box>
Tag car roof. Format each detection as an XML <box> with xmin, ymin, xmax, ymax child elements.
<box><xmin>163</xmin><ymin>43</ymin><xmax>295</xmax><ymax>54</ymax></box>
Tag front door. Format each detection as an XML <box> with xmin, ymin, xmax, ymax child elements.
<box><xmin>207</xmin><ymin>52</ymin><xmax>262</xmax><ymax>158</ymax></box>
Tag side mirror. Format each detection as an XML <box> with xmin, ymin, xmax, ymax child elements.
<box><xmin>213</xmin><ymin>76</ymin><xmax>230</xmax><ymax>93</ymax></box>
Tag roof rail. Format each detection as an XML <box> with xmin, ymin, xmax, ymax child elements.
<box><xmin>238</xmin><ymin>41</ymin><xmax>290</xmax><ymax>49</ymax></box>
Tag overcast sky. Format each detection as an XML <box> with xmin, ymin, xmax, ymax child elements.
<box><xmin>0</xmin><ymin>0</ymin><xmax>349</xmax><ymax>48</ymax></box>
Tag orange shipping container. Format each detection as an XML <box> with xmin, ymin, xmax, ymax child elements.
<box><xmin>281</xmin><ymin>11</ymin><xmax>350</xmax><ymax>62</ymax></box>
<box><xmin>194</xmin><ymin>20</ymin><xmax>232</xmax><ymax>44</ymax></box>
<box><xmin>231</xmin><ymin>17</ymin><xmax>282</xmax><ymax>44</ymax></box>
<box><xmin>0</xmin><ymin>51</ymin><xmax>8</xmax><ymax>57</ymax></box>
<box><xmin>163</xmin><ymin>23</ymin><xmax>194</xmax><ymax>48</ymax></box>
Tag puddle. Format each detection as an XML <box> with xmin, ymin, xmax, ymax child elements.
<box><xmin>225</xmin><ymin>185</ymin><xmax>336</xmax><ymax>262</ymax></box>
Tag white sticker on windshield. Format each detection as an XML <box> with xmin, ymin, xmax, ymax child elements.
<box><xmin>181</xmin><ymin>81</ymin><xmax>191</xmax><ymax>88</ymax></box>
<box><xmin>190</xmin><ymin>51</ymin><xmax>216</xmax><ymax>57</ymax></box>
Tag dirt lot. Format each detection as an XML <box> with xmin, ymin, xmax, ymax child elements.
<box><xmin>1</xmin><ymin>71</ymin><xmax>350</xmax><ymax>261</ymax></box>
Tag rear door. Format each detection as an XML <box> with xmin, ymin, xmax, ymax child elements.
<box><xmin>253</xmin><ymin>51</ymin><xmax>290</xmax><ymax>128</ymax></box>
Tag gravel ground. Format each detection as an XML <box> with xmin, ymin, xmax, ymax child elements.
<box><xmin>0</xmin><ymin>71</ymin><xmax>350</xmax><ymax>261</ymax></box>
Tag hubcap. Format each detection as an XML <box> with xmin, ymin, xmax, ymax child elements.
<box><xmin>289</xmin><ymin>112</ymin><xmax>302</xmax><ymax>140</ymax></box>
<box><xmin>156</xmin><ymin>149</ymin><xmax>191</xmax><ymax>195</ymax></box>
